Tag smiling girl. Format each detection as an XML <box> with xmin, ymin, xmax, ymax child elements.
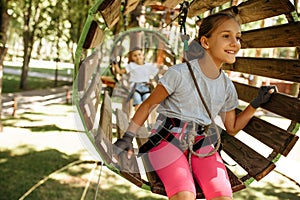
<box><xmin>114</xmin><ymin>12</ymin><xmax>275</xmax><ymax>200</ymax></box>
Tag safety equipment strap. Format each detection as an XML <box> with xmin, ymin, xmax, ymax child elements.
<box><xmin>184</xmin><ymin>60</ymin><xmax>221</xmax><ymax>158</ymax></box>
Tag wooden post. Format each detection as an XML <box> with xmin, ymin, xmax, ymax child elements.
<box><xmin>66</xmin><ymin>88</ymin><xmax>71</xmax><ymax>104</ymax></box>
<box><xmin>12</xmin><ymin>97</ymin><xmax>17</xmax><ymax>117</ymax></box>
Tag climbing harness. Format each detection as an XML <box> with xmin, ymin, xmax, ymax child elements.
<box><xmin>138</xmin><ymin>115</ymin><xmax>209</xmax><ymax>156</ymax></box>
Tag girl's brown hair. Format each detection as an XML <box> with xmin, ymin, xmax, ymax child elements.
<box><xmin>187</xmin><ymin>12</ymin><xmax>239</xmax><ymax>60</ymax></box>
<box><xmin>128</xmin><ymin>46</ymin><xmax>143</xmax><ymax>63</ymax></box>
<box><xmin>198</xmin><ymin>12</ymin><xmax>239</xmax><ymax>39</ymax></box>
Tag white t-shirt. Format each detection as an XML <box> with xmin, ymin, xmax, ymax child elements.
<box><xmin>125</xmin><ymin>62</ymin><xmax>158</xmax><ymax>83</ymax></box>
<box><xmin>157</xmin><ymin>59</ymin><xmax>239</xmax><ymax>126</ymax></box>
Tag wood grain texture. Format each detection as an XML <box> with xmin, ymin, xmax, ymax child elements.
<box><xmin>188</xmin><ymin>0</ymin><xmax>230</xmax><ymax>17</ymax></box>
<box><xmin>222</xmin><ymin>132</ymin><xmax>276</xmax><ymax>181</ymax></box>
<box><xmin>79</xmin><ymin>70</ymin><xmax>102</xmax><ymax>131</ymax></box>
<box><xmin>236</xmin><ymin>109</ymin><xmax>299</xmax><ymax>156</ymax></box>
<box><xmin>99</xmin><ymin>0</ymin><xmax>121</xmax><ymax>29</ymax></box>
<box><xmin>225</xmin><ymin>0</ymin><xmax>295</xmax><ymax>24</ymax></box>
<box><xmin>95</xmin><ymin>91</ymin><xmax>113</xmax><ymax>164</ymax></box>
<box><xmin>223</xmin><ymin>57</ymin><xmax>300</xmax><ymax>83</ymax></box>
<box><xmin>241</xmin><ymin>22</ymin><xmax>300</xmax><ymax>48</ymax></box>
<box><xmin>233</xmin><ymin>82</ymin><xmax>300</xmax><ymax>122</ymax></box>
<box><xmin>78</xmin><ymin>50</ymin><xmax>101</xmax><ymax>91</ymax></box>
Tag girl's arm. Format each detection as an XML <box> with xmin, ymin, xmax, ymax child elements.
<box><xmin>222</xmin><ymin>86</ymin><xmax>275</xmax><ymax>136</ymax></box>
<box><xmin>112</xmin><ymin>62</ymin><xmax>126</xmax><ymax>74</ymax></box>
<box><xmin>222</xmin><ymin>105</ymin><xmax>256</xmax><ymax>136</ymax></box>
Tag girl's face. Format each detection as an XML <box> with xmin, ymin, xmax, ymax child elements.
<box><xmin>203</xmin><ymin>18</ymin><xmax>241</xmax><ymax>67</ymax></box>
<box><xmin>130</xmin><ymin>50</ymin><xmax>144</xmax><ymax>65</ymax></box>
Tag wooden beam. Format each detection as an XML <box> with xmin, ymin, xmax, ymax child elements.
<box><xmin>115</xmin><ymin>108</ymin><xmax>129</xmax><ymax>138</ymax></box>
<box><xmin>98</xmin><ymin>0</ymin><xmax>121</xmax><ymax>29</ymax></box>
<box><xmin>83</xmin><ymin>20</ymin><xmax>105</xmax><ymax>49</ymax></box>
<box><xmin>143</xmin><ymin>0</ymin><xmax>184</xmax><ymax>9</ymax></box>
<box><xmin>123</xmin><ymin>0</ymin><xmax>140</xmax><ymax>15</ymax></box>
<box><xmin>233</xmin><ymin>82</ymin><xmax>300</xmax><ymax>122</ymax></box>
<box><xmin>222</xmin><ymin>133</ymin><xmax>276</xmax><ymax>181</ymax></box>
<box><xmin>223</xmin><ymin>57</ymin><xmax>300</xmax><ymax>83</ymax></box>
<box><xmin>95</xmin><ymin>91</ymin><xmax>113</xmax><ymax>164</ymax></box>
<box><xmin>224</xmin><ymin>0</ymin><xmax>295</xmax><ymax>24</ymax></box>
<box><xmin>79</xmin><ymin>69</ymin><xmax>102</xmax><ymax>131</ymax></box>
<box><xmin>236</xmin><ymin>109</ymin><xmax>299</xmax><ymax>156</ymax></box>
<box><xmin>227</xmin><ymin>167</ymin><xmax>246</xmax><ymax>192</ymax></box>
<box><xmin>188</xmin><ymin>0</ymin><xmax>295</xmax><ymax>29</ymax></box>
<box><xmin>241</xmin><ymin>22</ymin><xmax>300</xmax><ymax>48</ymax></box>
<box><xmin>188</xmin><ymin>0</ymin><xmax>230</xmax><ymax>18</ymax></box>
<box><xmin>77</xmin><ymin>50</ymin><xmax>101</xmax><ymax>92</ymax></box>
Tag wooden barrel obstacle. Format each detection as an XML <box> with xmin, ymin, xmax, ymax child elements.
<box><xmin>73</xmin><ymin>0</ymin><xmax>300</xmax><ymax>199</ymax></box>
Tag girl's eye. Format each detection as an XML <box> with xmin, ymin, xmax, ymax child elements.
<box><xmin>222</xmin><ymin>34</ymin><xmax>229</xmax><ymax>38</ymax></box>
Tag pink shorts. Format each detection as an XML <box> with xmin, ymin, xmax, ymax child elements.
<box><xmin>148</xmin><ymin>139</ymin><xmax>232</xmax><ymax>199</ymax></box>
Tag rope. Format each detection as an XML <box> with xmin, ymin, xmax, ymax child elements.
<box><xmin>81</xmin><ymin>162</ymin><xmax>99</xmax><ymax>200</ymax></box>
<box><xmin>185</xmin><ymin>60</ymin><xmax>221</xmax><ymax>159</ymax></box>
<box><xmin>160</xmin><ymin>1</ymin><xmax>190</xmax><ymax>31</ymax></box>
<box><xmin>94</xmin><ymin>162</ymin><xmax>104</xmax><ymax>200</ymax></box>
<box><xmin>178</xmin><ymin>3</ymin><xmax>221</xmax><ymax>160</ymax></box>
<box><xmin>18</xmin><ymin>160</ymin><xmax>99</xmax><ymax>200</ymax></box>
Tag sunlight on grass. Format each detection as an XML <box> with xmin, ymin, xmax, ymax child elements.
<box><xmin>1</xmin><ymin>103</ymin><xmax>299</xmax><ymax>200</ymax></box>
<box><xmin>2</xmin><ymin>73</ymin><xmax>71</xmax><ymax>93</ymax></box>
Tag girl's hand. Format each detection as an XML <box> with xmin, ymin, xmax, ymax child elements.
<box><xmin>113</xmin><ymin>131</ymin><xmax>134</xmax><ymax>159</ymax></box>
<box><xmin>250</xmin><ymin>86</ymin><xmax>277</xmax><ymax>109</ymax></box>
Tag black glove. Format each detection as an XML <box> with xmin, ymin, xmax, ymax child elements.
<box><xmin>109</xmin><ymin>57</ymin><xmax>117</xmax><ymax>65</ymax></box>
<box><xmin>250</xmin><ymin>86</ymin><xmax>276</xmax><ymax>109</ymax></box>
<box><xmin>113</xmin><ymin>131</ymin><xmax>134</xmax><ymax>156</ymax></box>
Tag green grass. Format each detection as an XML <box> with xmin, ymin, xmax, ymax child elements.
<box><xmin>1</xmin><ymin>99</ymin><xmax>299</xmax><ymax>199</ymax></box>
<box><xmin>2</xmin><ymin>73</ymin><xmax>71</xmax><ymax>93</ymax></box>
<box><xmin>5</xmin><ymin>65</ymin><xmax>74</xmax><ymax>77</ymax></box>
<box><xmin>0</xmin><ymin>104</ymin><xmax>167</xmax><ymax>200</ymax></box>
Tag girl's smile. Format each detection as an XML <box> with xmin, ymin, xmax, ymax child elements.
<box><xmin>202</xmin><ymin>18</ymin><xmax>241</xmax><ymax>68</ymax></box>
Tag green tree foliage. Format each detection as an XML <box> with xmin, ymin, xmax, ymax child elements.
<box><xmin>5</xmin><ymin>0</ymin><xmax>91</xmax><ymax>89</ymax></box>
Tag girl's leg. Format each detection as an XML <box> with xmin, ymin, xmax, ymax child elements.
<box><xmin>132</xmin><ymin>91</ymin><xmax>142</xmax><ymax>106</ymax></box>
<box><xmin>148</xmin><ymin>141</ymin><xmax>196</xmax><ymax>199</ymax></box>
<box><xmin>192</xmin><ymin>146</ymin><xmax>232</xmax><ymax>200</ymax></box>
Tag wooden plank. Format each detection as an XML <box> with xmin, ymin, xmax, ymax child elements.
<box><xmin>143</xmin><ymin>0</ymin><xmax>184</xmax><ymax>9</ymax></box>
<box><xmin>112</xmin><ymin>108</ymin><xmax>144</xmax><ymax>187</ymax></box>
<box><xmin>115</xmin><ymin>108</ymin><xmax>129</xmax><ymax>138</ymax></box>
<box><xmin>241</xmin><ymin>22</ymin><xmax>300</xmax><ymax>48</ymax></box>
<box><xmin>83</xmin><ymin>20</ymin><xmax>105</xmax><ymax>49</ymax></box>
<box><xmin>161</xmin><ymin>0</ymin><xmax>184</xmax><ymax>9</ymax></box>
<box><xmin>226</xmin><ymin>167</ymin><xmax>246</xmax><ymax>192</ymax></box>
<box><xmin>222</xmin><ymin>133</ymin><xmax>276</xmax><ymax>181</ymax></box>
<box><xmin>223</xmin><ymin>57</ymin><xmax>300</xmax><ymax>83</ymax></box>
<box><xmin>141</xmin><ymin>154</ymin><xmax>167</xmax><ymax>196</ymax></box>
<box><xmin>222</xmin><ymin>0</ymin><xmax>295</xmax><ymax>24</ymax></box>
<box><xmin>123</xmin><ymin>0</ymin><xmax>140</xmax><ymax>15</ymax></box>
<box><xmin>98</xmin><ymin>0</ymin><xmax>121</xmax><ymax>29</ymax></box>
<box><xmin>233</xmin><ymin>82</ymin><xmax>300</xmax><ymax>122</ymax></box>
<box><xmin>236</xmin><ymin>109</ymin><xmax>299</xmax><ymax>156</ymax></box>
<box><xmin>119</xmin><ymin>155</ymin><xmax>144</xmax><ymax>188</ymax></box>
<box><xmin>78</xmin><ymin>50</ymin><xmax>101</xmax><ymax>91</ymax></box>
<box><xmin>100</xmin><ymin>91</ymin><xmax>113</xmax><ymax>142</ymax></box>
<box><xmin>79</xmin><ymin>70</ymin><xmax>102</xmax><ymax>131</ymax></box>
<box><xmin>188</xmin><ymin>0</ymin><xmax>230</xmax><ymax>18</ymax></box>
<box><xmin>95</xmin><ymin>91</ymin><xmax>113</xmax><ymax>164</ymax></box>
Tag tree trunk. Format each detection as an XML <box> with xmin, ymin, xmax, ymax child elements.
<box><xmin>20</xmin><ymin>0</ymin><xmax>40</xmax><ymax>90</ymax></box>
<box><xmin>0</xmin><ymin>3</ymin><xmax>10</xmax><ymax>132</ymax></box>
<box><xmin>20</xmin><ymin>37</ymin><xmax>31</xmax><ymax>90</ymax></box>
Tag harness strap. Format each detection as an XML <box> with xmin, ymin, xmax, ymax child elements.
<box><xmin>134</xmin><ymin>90</ymin><xmax>151</xmax><ymax>96</ymax></box>
<box><xmin>138</xmin><ymin>124</ymin><xmax>182</xmax><ymax>157</ymax></box>
<box><xmin>138</xmin><ymin>116</ymin><xmax>207</xmax><ymax>157</ymax></box>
